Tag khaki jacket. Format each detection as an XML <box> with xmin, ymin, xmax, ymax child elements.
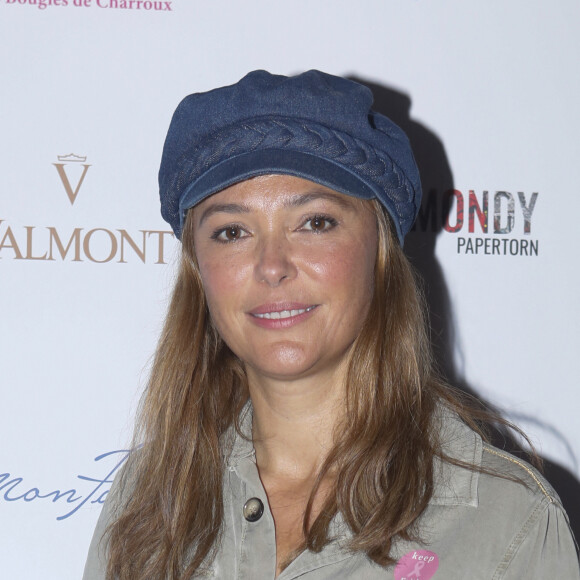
<box><xmin>83</xmin><ymin>410</ymin><xmax>579</xmax><ymax>579</ymax></box>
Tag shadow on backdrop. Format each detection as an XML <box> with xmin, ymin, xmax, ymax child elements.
<box><xmin>349</xmin><ymin>75</ymin><xmax>580</xmax><ymax>541</ymax></box>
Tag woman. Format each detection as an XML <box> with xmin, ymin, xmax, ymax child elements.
<box><xmin>83</xmin><ymin>70</ymin><xmax>579</xmax><ymax>579</ymax></box>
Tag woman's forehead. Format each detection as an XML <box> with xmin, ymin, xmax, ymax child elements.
<box><xmin>192</xmin><ymin>174</ymin><xmax>373</xmax><ymax>223</ymax></box>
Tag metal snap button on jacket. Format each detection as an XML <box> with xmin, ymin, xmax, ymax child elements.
<box><xmin>243</xmin><ymin>497</ymin><xmax>264</xmax><ymax>522</ymax></box>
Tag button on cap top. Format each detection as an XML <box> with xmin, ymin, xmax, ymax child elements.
<box><xmin>243</xmin><ymin>497</ymin><xmax>264</xmax><ymax>522</ymax></box>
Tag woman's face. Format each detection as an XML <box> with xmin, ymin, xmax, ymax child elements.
<box><xmin>191</xmin><ymin>175</ymin><xmax>378</xmax><ymax>384</ymax></box>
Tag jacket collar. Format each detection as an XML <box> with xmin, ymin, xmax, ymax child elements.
<box><xmin>431</xmin><ymin>410</ymin><xmax>482</xmax><ymax>507</ymax></box>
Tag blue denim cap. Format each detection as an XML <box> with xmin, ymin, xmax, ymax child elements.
<box><xmin>159</xmin><ymin>70</ymin><xmax>422</xmax><ymax>244</ymax></box>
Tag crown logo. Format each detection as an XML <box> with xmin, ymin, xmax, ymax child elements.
<box><xmin>57</xmin><ymin>153</ymin><xmax>87</xmax><ymax>163</ymax></box>
<box><xmin>53</xmin><ymin>153</ymin><xmax>91</xmax><ymax>205</ymax></box>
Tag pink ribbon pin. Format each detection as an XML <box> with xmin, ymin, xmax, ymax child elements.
<box><xmin>394</xmin><ymin>550</ymin><xmax>439</xmax><ymax>580</ymax></box>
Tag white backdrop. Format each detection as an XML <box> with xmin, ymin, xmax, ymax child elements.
<box><xmin>1</xmin><ymin>1</ymin><xmax>579</xmax><ymax>578</ymax></box>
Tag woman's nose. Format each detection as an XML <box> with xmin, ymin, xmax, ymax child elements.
<box><xmin>254</xmin><ymin>234</ymin><xmax>298</xmax><ymax>287</ymax></box>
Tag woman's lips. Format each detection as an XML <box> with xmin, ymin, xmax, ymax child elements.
<box><xmin>247</xmin><ymin>303</ymin><xmax>319</xmax><ymax>328</ymax></box>
<box><xmin>253</xmin><ymin>305</ymin><xmax>316</xmax><ymax>320</ymax></box>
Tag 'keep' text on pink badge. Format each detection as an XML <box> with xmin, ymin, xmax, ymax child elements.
<box><xmin>394</xmin><ymin>550</ymin><xmax>439</xmax><ymax>580</ymax></box>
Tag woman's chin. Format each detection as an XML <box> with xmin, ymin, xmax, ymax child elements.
<box><xmin>241</xmin><ymin>343</ymin><xmax>350</xmax><ymax>386</ymax></box>
<box><xmin>245</xmin><ymin>359</ymin><xmax>316</xmax><ymax>383</ymax></box>
<box><xmin>242</xmin><ymin>348</ymin><xmax>320</xmax><ymax>382</ymax></box>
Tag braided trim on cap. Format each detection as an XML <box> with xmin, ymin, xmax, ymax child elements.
<box><xmin>165</xmin><ymin>117</ymin><xmax>419</xmax><ymax>238</ymax></box>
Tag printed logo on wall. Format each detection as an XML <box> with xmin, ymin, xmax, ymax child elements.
<box><xmin>412</xmin><ymin>189</ymin><xmax>540</xmax><ymax>256</ymax></box>
<box><xmin>0</xmin><ymin>450</ymin><xmax>130</xmax><ymax>520</ymax></box>
<box><xmin>0</xmin><ymin>153</ymin><xmax>175</xmax><ymax>263</ymax></box>
<box><xmin>5</xmin><ymin>0</ymin><xmax>174</xmax><ymax>12</ymax></box>
<box><xmin>54</xmin><ymin>153</ymin><xmax>91</xmax><ymax>205</ymax></box>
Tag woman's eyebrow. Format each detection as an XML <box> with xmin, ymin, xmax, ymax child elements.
<box><xmin>197</xmin><ymin>191</ymin><xmax>356</xmax><ymax>226</ymax></box>
<box><xmin>197</xmin><ymin>203</ymin><xmax>250</xmax><ymax>226</ymax></box>
<box><xmin>284</xmin><ymin>191</ymin><xmax>356</xmax><ymax>210</ymax></box>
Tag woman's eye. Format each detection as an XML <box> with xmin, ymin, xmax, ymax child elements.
<box><xmin>302</xmin><ymin>216</ymin><xmax>337</xmax><ymax>232</ymax></box>
<box><xmin>212</xmin><ymin>226</ymin><xmax>247</xmax><ymax>242</ymax></box>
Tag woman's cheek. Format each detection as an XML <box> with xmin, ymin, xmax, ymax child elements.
<box><xmin>298</xmin><ymin>242</ymin><xmax>344</xmax><ymax>277</ymax></box>
<box><xmin>305</xmin><ymin>242</ymin><xmax>367</xmax><ymax>283</ymax></box>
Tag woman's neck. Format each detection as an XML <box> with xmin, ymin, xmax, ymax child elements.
<box><xmin>247</xmin><ymin>365</ymin><xmax>346</xmax><ymax>480</ymax></box>
<box><xmin>246</xmin><ymin>366</ymin><xmax>346</xmax><ymax>576</ymax></box>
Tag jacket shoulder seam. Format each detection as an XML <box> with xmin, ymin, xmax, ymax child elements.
<box><xmin>483</xmin><ymin>446</ymin><xmax>553</xmax><ymax>502</ymax></box>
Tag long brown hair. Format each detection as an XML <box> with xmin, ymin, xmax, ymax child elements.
<box><xmin>106</xmin><ymin>199</ymin><xmax>506</xmax><ymax>578</ymax></box>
